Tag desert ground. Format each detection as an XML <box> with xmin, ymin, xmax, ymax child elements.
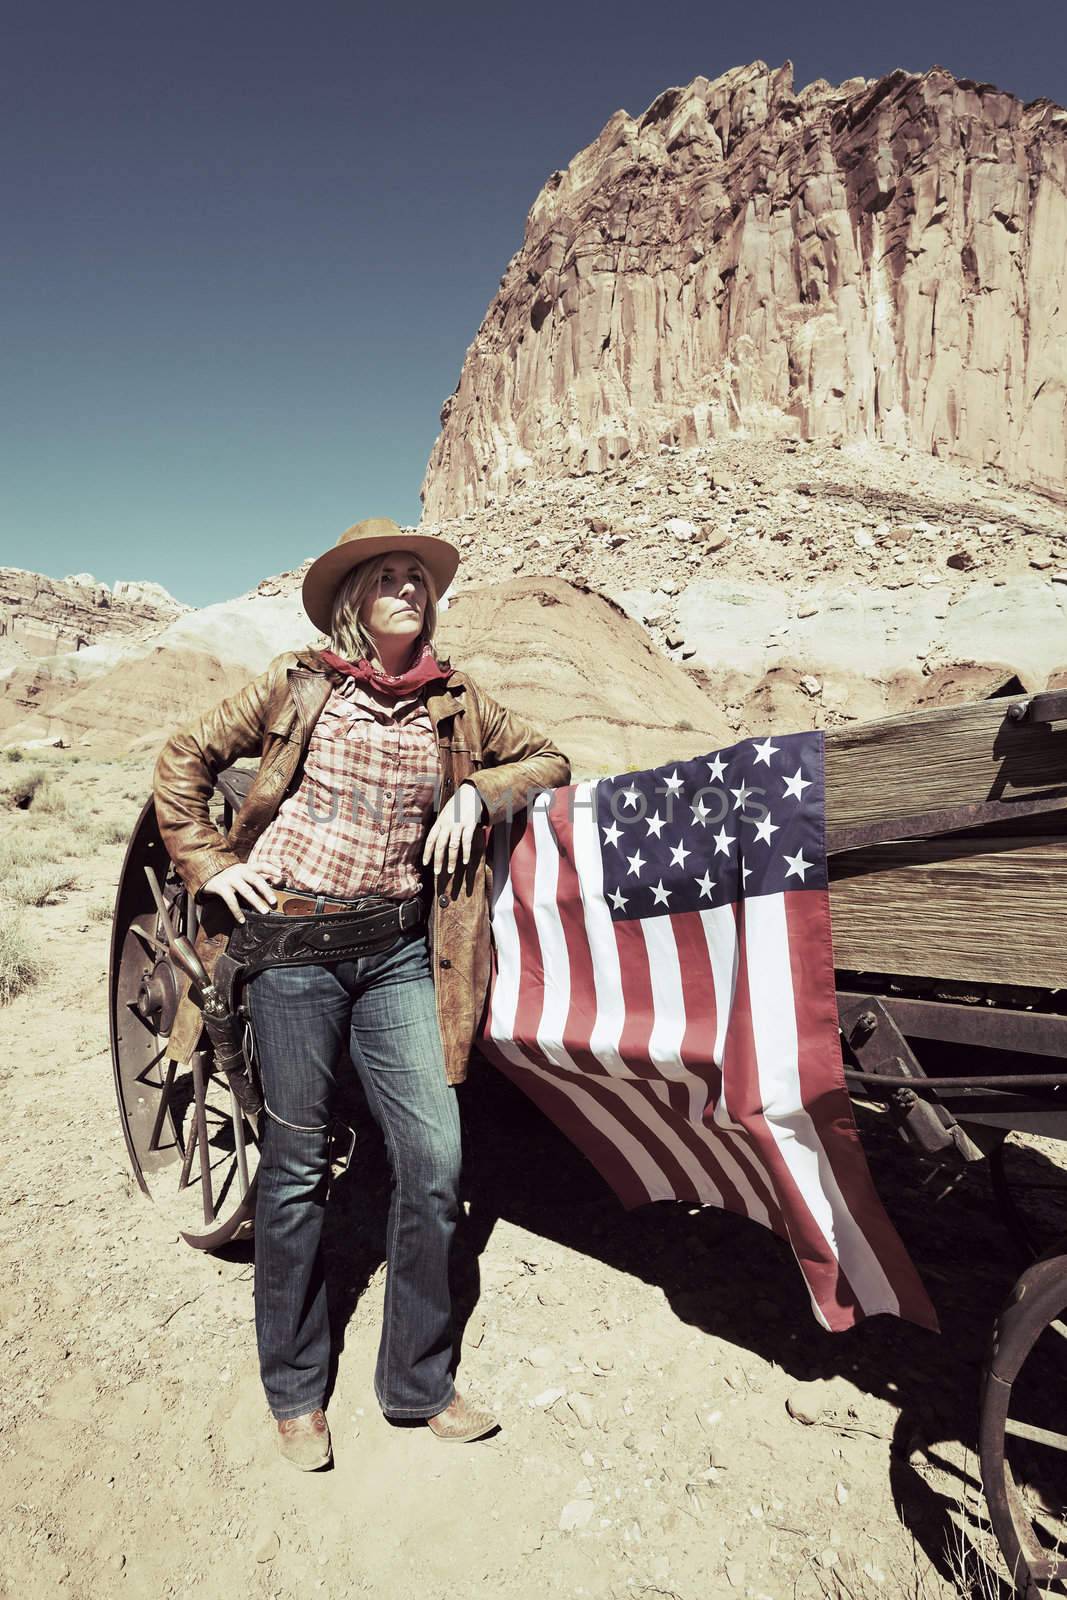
<box><xmin>2</xmin><ymin>746</ymin><xmax>1064</xmax><ymax>1600</ymax></box>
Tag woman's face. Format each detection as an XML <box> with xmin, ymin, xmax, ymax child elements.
<box><xmin>358</xmin><ymin>554</ymin><xmax>428</xmax><ymax>650</ymax></box>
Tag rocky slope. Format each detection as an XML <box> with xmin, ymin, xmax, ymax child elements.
<box><xmin>0</xmin><ymin>568</ymin><xmax>186</xmax><ymax>666</ymax></box>
<box><xmin>425</xmin><ymin>430</ymin><xmax>1067</xmax><ymax>729</ymax></box>
<box><xmin>422</xmin><ymin>59</ymin><xmax>1067</xmax><ymax>520</ymax></box>
<box><xmin>0</xmin><ymin>571</ymin><xmax>731</xmax><ymax>777</ymax></box>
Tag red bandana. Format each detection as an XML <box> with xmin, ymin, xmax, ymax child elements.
<box><xmin>319</xmin><ymin>642</ymin><xmax>452</xmax><ymax>701</ymax></box>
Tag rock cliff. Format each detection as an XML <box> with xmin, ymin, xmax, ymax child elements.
<box><xmin>0</xmin><ymin>567</ymin><xmax>186</xmax><ymax>665</ymax></box>
<box><xmin>421</xmin><ymin>59</ymin><xmax>1067</xmax><ymax>519</ymax></box>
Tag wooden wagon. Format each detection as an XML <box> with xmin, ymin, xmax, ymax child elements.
<box><xmin>108</xmin><ymin>686</ymin><xmax>1067</xmax><ymax>1596</ymax></box>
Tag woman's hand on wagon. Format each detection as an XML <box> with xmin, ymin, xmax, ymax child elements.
<box><xmin>201</xmin><ymin>863</ymin><xmax>278</xmax><ymax>922</ymax></box>
<box><xmin>423</xmin><ymin>781</ymin><xmax>486</xmax><ymax>880</ymax></box>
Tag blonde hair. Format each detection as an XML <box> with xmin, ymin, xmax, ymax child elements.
<box><xmin>328</xmin><ymin>551</ymin><xmax>439</xmax><ymax>663</ymax></box>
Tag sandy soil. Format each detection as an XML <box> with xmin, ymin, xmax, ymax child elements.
<box><xmin>1</xmin><ymin>755</ymin><xmax>1063</xmax><ymax>1600</ymax></box>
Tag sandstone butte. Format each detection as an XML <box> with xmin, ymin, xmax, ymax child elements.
<box><xmin>420</xmin><ymin>58</ymin><xmax>1067</xmax><ymax>521</ymax></box>
<box><xmin>3</xmin><ymin>58</ymin><xmax>1067</xmax><ymax>763</ymax></box>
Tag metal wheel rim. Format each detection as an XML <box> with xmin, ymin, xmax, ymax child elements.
<box><xmin>980</xmin><ymin>1255</ymin><xmax>1067</xmax><ymax>1597</ymax></box>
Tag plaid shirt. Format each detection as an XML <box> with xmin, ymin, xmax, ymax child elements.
<box><xmin>246</xmin><ymin>676</ymin><xmax>441</xmax><ymax>899</ymax></box>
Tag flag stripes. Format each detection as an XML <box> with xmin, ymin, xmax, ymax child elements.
<box><xmin>477</xmin><ymin>763</ymin><xmax>937</xmax><ymax>1333</ymax></box>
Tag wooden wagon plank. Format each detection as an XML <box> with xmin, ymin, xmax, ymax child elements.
<box><xmin>828</xmin><ymin>835</ymin><xmax>1067</xmax><ymax>988</ymax></box>
<box><xmin>823</xmin><ymin>700</ymin><xmax>1067</xmax><ymax>828</ymax></box>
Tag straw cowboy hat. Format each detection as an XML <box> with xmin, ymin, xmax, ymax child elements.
<box><xmin>301</xmin><ymin>518</ymin><xmax>460</xmax><ymax>634</ymax></box>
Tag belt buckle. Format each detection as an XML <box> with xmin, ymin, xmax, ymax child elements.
<box><xmin>399</xmin><ymin>898</ymin><xmax>418</xmax><ymax>932</ymax></box>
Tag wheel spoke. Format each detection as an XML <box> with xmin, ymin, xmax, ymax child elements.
<box><xmin>190</xmin><ymin>1051</ymin><xmax>214</xmax><ymax>1224</ymax></box>
<box><xmin>229</xmin><ymin>1087</ymin><xmax>252</xmax><ymax>1197</ymax></box>
<box><xmin>1004</xmin><ymin>1419</ymin><xmax>1067</xmax><ymax>1453</ymax></box>
<box><xmin>147</xmin><ymin>1058</ymin><xmax>179</xmax><ymax>1153</ymax></box>
<box><xmin>128</xmin><ymin>923</ymin><xmax>167</xmax><ymax>956</ymax></box>
<box><xmin>177</xmin><ymin>1114</ymin><xmax>200</xmax><ymax>1190</ymax></box>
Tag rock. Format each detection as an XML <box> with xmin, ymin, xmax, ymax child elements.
<box><xmin>796</xmin><ymin>603</ymin><xmax>818</xmax><ymax>619</ymax></box>
<box><xmin>530</xmin><ymin>1386</ymin><xmax>565</xmax><ymax>1408</ymax></box>
<box><xmin>786</xmin><ymin>1383</ymin><xmax>827</xmax><ymax>1425</ymax></box>
<box><xmin>527</xmin><ymin>1345</ymin><xmax>556</xmax><ymax>1368</ymax></box>
<box><xmin>559</xmin><ymin>1499</ymin><xmax>594</xmax><ymax>1532</ymax></box>
<box><xmin>725</xmin><ymin>1559</ymin><xmax>746</xmax><ymax>1589</ymax></box>
<box><xmin>567</xmin><ymin>1393</ymin><xmax>595</xmax><ymax>1429</ymax></box>
<box><xmin>947</xmin><ymin>549</ymin><xmax>977</xmax><ymax>570</ymax></box>
<box><xmin>254</xmin><ymin>1531</ymin><xmax>280</xmax><ymax>1564</ymax></box>
<box><xmin>1031</xmin><ymin>557</ymin><xmax>1053</xmax><ymax>569</ymax></box>
<box><xmin>799</xmin><ymin>675</ymin><xmax>822</xmax><ymax>696</ymax></box>
<box><xmin>1051</xmin><ymin>572</ymin><xmax>1067</xmax><ymax>586</ymax></box>
<box><xmin>665</xmin><ymin>518</ymin><xmax>699</xmax><ymax>541</ymax></box>
<box><xmin>702</xmin><ymin>529</ymin><xmax>732</xmax><ymax>551</ymax></box>
<box><xmin>818</xmin><ymin>1547</ymin><xmax>839</xmax><ymax>1570</ymax></box>
<box><xmin>853</xmin><ymin>530</ymin><xmax>876</xmax><ymax>549</ymax></box>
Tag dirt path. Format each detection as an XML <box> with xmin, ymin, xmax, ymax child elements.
<box><xmin>0</xmin><ymin>757</ymin><xmax>1053</xmax><ymax>1600</ymax></box>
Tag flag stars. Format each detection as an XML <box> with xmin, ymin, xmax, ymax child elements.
<box><xmin>751</xmin><ymin>737</ymin><xmax>779</xmax><ymax>767</ymax></box>
<box><xmin>661</xmin><ymin>770</ymin><xmax>684</xmax><ymax>797</ymax></box>
<box><xmin>619</xmin><ymin>786</ymin><xmax>641</xmax><ymax>809</ymax></box>
<box><xmin>750</xmin><ymin>814</ymin><xmax>780</xmax><ymax>845</ymax></box>
<box><xmin>625</xmin><ymin>849</ymin><xmax>647</xmax><ymax>878</ymax></box>
<box><xmin>741</xmin><ymin>861</ymin><xmax>753</xmax><ymax>887</ymax></box>
<box><xmin>601</xmin><ymin>819</ymin><xmax>622</xmax><ymax>848</ymax></box>
<box><xmin>607</xmin><ymin>886</ymin><xmax>628</xmax><ymax>912</ymax></box>
<box><xmin>783</xmin><ymin>849</ymin><xmax>813</xmax><ymax>882</ymax></box>
<box><xmin>712</xmin><ymin>825</ymin><xmax>735</xmax><ymax>856</ymax></box>
<box><xmin>690</xmin><ymin>797</ymin><xmax>712</xmax><ymax>828</ymax></box>
<box><xmin>783</xmin><ymin>769</ymin><xmax>812</xmax><ymax>801</ymax></box>
<box><xmin>669</xmin><ymin>839</ymin><xmax>691</xmax><ymax>869</ymax></box>
<box><xmin>729</xmin><ymin>780</ymin><xmax>755</xmax><ymax>812</ymax></box>
<box><xmin>644</xmin><ymin>810</ymin><xmax>666</xmax><ymax>839</ymax></box>
<box><xmin>695</xmin><ymin>869</ymin><xmax>715</xmax><ymax>900</ymax></box>
<box><xmin>706</xmin><ymin>752</ymin><xmax>728</xmax><ymax>783</ymax></box>
<box><xmin>649</xmin><ymin>880</ymin><xmax>672</xmax><ymax>907</ymax></box>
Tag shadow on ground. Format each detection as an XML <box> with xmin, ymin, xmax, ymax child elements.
<box><xmin>310</xmin><ymin>1046</ymin><xmax>1065</xmax><ymax>1595</ymax></box>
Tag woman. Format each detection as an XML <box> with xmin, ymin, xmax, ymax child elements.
<box><xmin>152</xmin><ymin>517</ymin><xmax>570</xmax><ymax>1469</ymax></box>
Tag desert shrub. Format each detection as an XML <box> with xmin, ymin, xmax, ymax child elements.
<box><xmin>3</xmin><ymin>748</ymin><xmax>24</xmax><ymax>763</ymax></box>
<box><xmin>95</xmin><ymin>818</ymin><xmax>132</xmax><ymax>846</ymax></box>
<box><xmin>7</xmin><ymin>867</ymin><xmax>80</xmax><ymax>907</ymax></box>
<box><xmin>0</xmin><ymin>905</ymin><xmax>45</xmax><ymax>1004</ymax></box>
<box><xmin>29</xmin><ymin>777</ymin><xmax>74</xmax><ymax>817</ymax></box>
<box><xmin>1</xmin><ymin>768</ymin><xmax>47</xmax><ymax>810</ymax></box>
<box><xmin>87</xmin><ymin>896</ymin><xmax>115</xmax><ymax>922</ymax></box>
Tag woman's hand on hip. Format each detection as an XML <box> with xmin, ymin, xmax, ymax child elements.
<box><xmin>201</xmin><ymin>863</ymin><xmax>278</xmax><ymax>922</ymax></box>
<box><xmin>423</xmin><ymin>781</ymin><xmax>486</xmax><ymax>879</ymax></box>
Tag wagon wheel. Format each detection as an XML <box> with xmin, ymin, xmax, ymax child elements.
<box><xmin>979</xmin><ymin>1252</ymin><xmax>1067</xmax><ymax>1597</ymax></box>
<box><xmin>108</xmin><ymin>794</ymin><xmax>260</xmax><ymax>1249</ymax></box>
<box><xmin>989</xmin><ymin>1133</ymin><xmax>1067</xmax><ymax>1267</ymax></box>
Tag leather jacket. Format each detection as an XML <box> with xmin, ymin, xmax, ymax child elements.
<box><xmin>152</xmin><ymin>646</ymin><xmax>571</xmax><ymax>1084</ymax></box>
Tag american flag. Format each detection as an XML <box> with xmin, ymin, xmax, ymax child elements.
<box><xmin>476</xmin><ymin>730</ymin><xmax>937</xmax><ymax>1333</ymax></box>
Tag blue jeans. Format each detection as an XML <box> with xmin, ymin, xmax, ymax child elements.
<box><xmin>245</xmin><ymin>925</ymin><xmax>462</xmax><ymax>1421</ymax></box>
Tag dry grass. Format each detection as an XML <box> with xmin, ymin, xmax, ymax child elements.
<box><xmin>86</xmin><ymin>896</ymin><xmax>114</xmax><ymax>922</ymax></box>
<box><xmin>6</xmin><ymin>867</ymin><xmax>80</xmax><ymax>908</ymax></box>
<box><xmin>0</xmin><ymin>766</ymin><xmax>47</xmax><ymax>810</ymax></box>
<box><xmin>0</xmin><ymin>905</ymin><xmax>45</xmax><ymax>1005</ymax></box>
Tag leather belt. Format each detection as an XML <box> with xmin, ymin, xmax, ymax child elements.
<box><xmin>228</xmin><ymin>892</ymin><xmax>427</xmax><ymax>977</ymax></box>
<box><xmin>273</xmin><ymin>889</ymin><xmax>419</xmax><ymax>919</ymax></box>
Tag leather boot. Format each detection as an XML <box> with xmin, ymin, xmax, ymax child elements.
<box><xmin>275</xmin><ymin>1408</ymin><xmax>332</xmax><ymax>1470</ymax></box>
<box><xmin>426</xmin><ymin>1390</ymin><xmax>497</xmax><ymax>1442</ymax></box>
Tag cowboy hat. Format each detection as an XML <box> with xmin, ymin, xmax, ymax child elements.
<box><xmin>301</xmin><ymin>518</ymin><xmax>460</xmax><ymax>634</ymax></box>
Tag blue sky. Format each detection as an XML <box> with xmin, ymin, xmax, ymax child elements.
<box><xmin>3</xmin><ymin>0</ymin><xmax>1064</xmax><ymax>607</ymax></box>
